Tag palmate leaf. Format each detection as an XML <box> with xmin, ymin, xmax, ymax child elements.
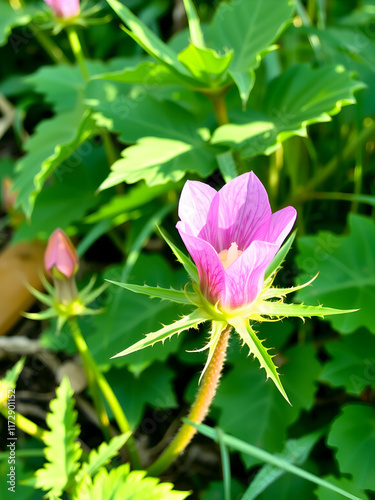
<box><xmin>296</xmin><ymin>214</ymin><xmax>375</xmax><ymax>334</ymax></box>
<box><xmin>212</xmin><ymin>64</ymin><xmax>365</xmax><ymax>158</ymax></box>
<box><xmin>35</xmin><ymin>378</ymin><xmax>82</xmax><ymax>499</ymax></box>
<box><xmin>76</xmin><ymin>433</ymin><xmax>130</xmax><ymax>486</ymax></box>
<box><xmin>229</xmin><ymin>319</ymin><xmax>289</xmax><ymax>402</ymax></box>
<box><xmin>13</xmin><ymin>105</ymin><xmax>95</xmax><ymax>217</ymax></box>
<box><xmin>327</xmin><ymin>404</ymin><xmax>375</xmax><ymax>491</ymax></box>
<box><xmin>189</xmin><ymin>422</ymin><xmax>361</xmax><ymax>500</ymax></box>
<box><xmin>74</xmin><ymin>463</ymin><xmax>190</xmax><ymax>500</ymax></box>
<box><xmin>111</xmin><ymin>309</ymin><xmax>207</xmax><ymax>359</ymax></box>
<box><xmin>107</xmin><ymin>281</ymin><xmax>196</xmax><ymax>305</ymax></box>
<box><xmin>207</xmin><ymin>0</ymin><xmax>295</xmax><ymax>104</ymax></box>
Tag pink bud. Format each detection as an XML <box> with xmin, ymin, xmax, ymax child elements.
<box><xmin>44</xmin><ymin>0</ymin><xmax>80</xmax><ymax>19</ymax></box>
<box><xmin>1</xmin><ymin>177</ymin><xmax>18</xmax><ymax>213</ymax></box>
<box><xmin>44</xmin><ymin>228</ymin><xmax>79</xmax><ymax>279</ymax></box>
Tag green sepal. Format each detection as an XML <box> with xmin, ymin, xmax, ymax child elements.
<box><xmin>106</xmin><ymin>280</ymin><xmax>197</xmax><ymax>305</ymax></box>
<box><xmin>111</xmin><ymin>309</ymin><xmax>207</xmax><ymax>358</ymax></box>
<box><xmin>158</xmin><ymin>226</ymin><xmax>199</xmax><ymax>284</ymax></box>
<box><xmin>258</xmin><ymin>302</ymin><xmax>358</xmax><ymax>319</ymax></box>
<box><xmin>22</xmin><ymin>308</ymin><xmax>58</xmax><ymax>321</ymax></box>
<box><xmin>229</xmin><ymin>318</ymin><xmax>289</xmax><ymax>403</ymax></box>
<box><xmin>24</xmin><ymin>282</ymin><xmax>54</xmax><ymax>307</ymax></box>
<box><xmin>261</xmin><ymin>275</ymin><xmax>317</xmax><ymax>300</ymax></box>
<box><xmin>264</xmin><ymin>230</ymin><xmax>296</xmax><ymax>281</ymax></box>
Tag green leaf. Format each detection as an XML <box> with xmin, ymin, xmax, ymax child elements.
<box><xmin>229</xmin><ymin>318</ymin><xmax>289</xmax><ymax>402</ymax></box>
<box><xmin>105</xmin><ymin>363</ymin><xmax>178</xmax><ymax>428</ymax></box>
<box><xmin>1</xmin><ymin>357</ymin><xmax>26</xmax><ymax>387</ymax></box>
<box><xmin>320</xmin><ymin>330</ymin><xmax>375</xmax><ymax>395</ymax></box>
<box><xmin>111</xmin><ymin>309</ymin><xmax>206</xmax><ymax>359</ymax></box>
<box><xmin>296</xmin><ymin>214</ymin><xmax>375</xmax><ymax>334</ymax></box>
<box><xmin>177</xmin><ymin>44</ymin><xmax>233</xmax><ymax>86</ymax></box>
<box><xmin>211</xmin><ymin>65</ymin><xmax>365</xmax><ymax>158</ymax></box>
<box><xmin>77</xmin><ymin>433</ymin><xmax>130</xmax><ymax>484</ymax></box>
<box><xmin>99</xmin><ymin>135</ymin><xmax>217</xmax><ymax>189</ymax></box>
<box><xmin>0</xmin><ymin>3</ymin><xmax>33</xmax><ymax>47</ymax></box>
<box><xmin>207</xmin><ymin>0</ymin><xmax>295</xmax><ymax>104</ymax></box>
<box><xmin>159</xmin><ymin>227</ymin><xmax>199</xmax><ymax>284</ymax></box>
<box><xmin>214</xmin><ymin>343</ymin><xmax>321</xmax><ymax>468</ymax></box>
<box><xmin>182</xmin><ymin>0</ymin><xmax>205</xmax><ymax>48</ymax></box>
<box><xmin>94</xmin><ymin>61</ymin><xmax>183</xmax><ymax>86</ymax></box>
<box><xmin>107</xmin><ymin>281</ymin><xmax>196</xmax><ymax>305</ymax></box>
<box><xmin>315</xmin><ymin>476</ymin><xmax>369</xmax><ymax>500</ymax></box>
<box><xmin>264</xmin><ymin>230</ymin><xmax>296</xmax><ymax>280</ymax></box>
<box><xmin>84</xmin><ymin>255</ymin><xmax>195</xmax><ymax>372</ymax></box>
<box><xmin>13</xmin><ymin>105</ymin><xmax>95</xmax><ymax>217</ymax></box>
<box><xmin>258</xmin><ymin>302</ymin><xmax>355</xmax><ymax>319</ymax></box>
<box><xmin>189</xmin><ymin>422</ymin><xmax>360</xmax><ymax>500</ymax></box>
<box><xmin>74</xmin><ymin>462</ymin><xmax>190</xmax><ymax>500</ymax></box>
<box><xmin>216</xmin><ymin>150</ymin><xmax>238</xmax><ymax>183</ymax></box>
<box><xmin>105</xmin><ymin>0</ymin><xmax>191</xmax><ymax>79</ymax></box>
<box><xmin>327</xmin><ymin>404</ymin><xmax>375</xmax><ymax>491</ymax></box>
<box><xmin>243</xmin><ymin>430</ymin><xmax>323</xmax><ymax>500</ymax></box>
<box><xmin>35</xmin><ymin>378</ymin><xmax>82</xmax><ymax>498</ymax></box>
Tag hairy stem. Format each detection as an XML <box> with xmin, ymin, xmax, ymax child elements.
<box><xmin>148</xmin><ymin>325</ymin><xmax>231</xmax><ymax>476</ymax></box>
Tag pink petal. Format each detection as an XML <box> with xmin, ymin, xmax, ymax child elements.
<box><xmin>224</xmin><ymin>240</ymin><xmax>279</xmax><ymax>309</ymax></box>
<box><xmin>44</xmin><ymin>0</ymin><xmax>80</xmax><ymax>18</ymax></box>
<box><xmin>176</xmin><ymin>221</ymin><xmax>226</xmax><ymax>304</ymax></box>
<box><xmin>178</xmin><ymin>181</ymin><xmax>217</xmax><ymax>236</ymax></box>
<box><xmin>44</xmin><ymin>228</ymin><xmax>78</xmax><ymax>278</ymax></box>
<box><xmin>199</xmin><ymin>172</ymin><xmax>271</xmax><ymax>252</ymax></box>
<box><xmin>266</xmin><ymin>206</ymin><xmax>297</xmax><ymax>247</ymax></box>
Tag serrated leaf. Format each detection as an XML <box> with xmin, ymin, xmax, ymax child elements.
<box><xmin>296</xmin><ymin>214</ymin><xmax>375</xmax><ymax>334</ymax></box>
<box><xmin>327</xmin><ymin>404</ymin><xmax>375</xmax><ymax>491</ymax></box>
<box><xmin>207</xmin><ymin>0</ymin><xmax>295</xmax><ymax>104</ymax></box>
<box><xmin>107</xmin><ymin>281</ymin><xmax>195</xmax><ymax>305</ymax></box>
<box><xmin>99</xmin><ymin>135</ymin><xmax>217</xmax><ymax>189</ymax></box>
<box><xmin>77</xmin><ymin>433</ymin><xmax>130</xmax><ymax>484</ymax></box>
<box><xmin>158</xmin><ymin>227</ymin><xmax>199</xmax><ymax>284</ymax></box>
<box><xmin>35</xmin><ymin>378</ymin><xmax>82</xmax><ymax>498</ymax></box>
<box><xmin>243</xmin><ymin>430</ymin><xmax>323</xmax><ymax>500</ymax></box>
<box><xmin>258</xmin><ymin>302</ymin><xmax>355</xmax><ymax>319</ymax></box>
<box><xmin>315</xmin><ymin>475</ymin><xmax>369</xmax><ymax>500</ymax></box>
<box><xmin>0</xmin><ymin>3</ymin><xmax>33</xmax><ymax>47</ymax></box>
<box><xmin>189</xmin><ymin>422</ymin><xmax>360</xmax><ymax>500</ymax></box>
<box><xmin>74</xmin><ymin>462</ymin><xmax>190</xmax><ymax>500</ymax></box>
<box><xmin>112</xmin><ymin>309</ymin><xmax>206</xmax><ymax>358</ymax></box>
<box><xmin>13</xmin><ymin>105</ymin><xmax>95</xmax><ymax>217</ymax></box>
<box><xmin>229</xmin><ymin>318</ymin><xmax>289</xmax><ymax>402</ymax></box>
<box><xmin>212</xmin><ymin>65</ymin><xmax>365</xmax><ymax>158</ymax></box>
<box><xmin>320</xmin><ymin>330</ymin><xmax>375</xmax><ymax>395</ymax></box>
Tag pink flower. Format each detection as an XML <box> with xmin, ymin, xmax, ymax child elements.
<box><xmin>44</xmin><ymin>228</ymin><xmax>79</xmax><ymax>279</ymax></box>
<box><xmin>176</xmin><ymin>172</ymin><xmax>297</xmax><ymax>310</ymax></box>
<box><xmin>44</xmin><ymin>0</ymin><xmax>80</xmax><ymax>19</ymax></box>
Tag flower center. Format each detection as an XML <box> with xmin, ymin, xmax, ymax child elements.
<box><xmin>218</xmin><ymin>242</ymin><xmax>242</xmax><ymax>270</ymax></box>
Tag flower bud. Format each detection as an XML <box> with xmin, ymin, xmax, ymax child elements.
<box><xmin>44</xmin><ymin>0</ymin><xmax>80</xmax><ymax>19</ymax></box>
<box><xmin>44</xmin><ymin>228</ymin><xmax>79</xmax><ymax>279</ymax></box>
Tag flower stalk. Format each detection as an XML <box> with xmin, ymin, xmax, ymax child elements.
<box><xmin>66</xmin><ymin>25</ymin><xmax>89</xmax><ymax>81</ymax></box>
<box><xmin>148</xmin><ymin>325</ymin><xmax>231</xmax><ymax>476</ymax></box>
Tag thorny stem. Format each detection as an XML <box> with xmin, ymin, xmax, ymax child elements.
<box><xmin>148</xmin><ymin>325</ymin><xmax>231</xmax><ymax>476</ymax></box>
<box><xmin>67</xmin><ymin>318</ymin><xmax>142</xmax><ymax>469</ymax></box>
<box><xmin>68</xmin><ymin>318</ymin><xmax>112</xmax><ymax>442</ymax></box>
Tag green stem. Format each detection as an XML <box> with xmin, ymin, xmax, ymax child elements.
<box><xmin>67</xmin><ymin>318</ymin><xmax>141</xmax><ymax>469</ymax></box>
<box><xmin>210</xmin><ymin>92</ymin><xmax>229</xmax><ymax>127</ymax></box>
<box><xmin>66</xmin><ymin>26</ymin><xmax>89</xmax><ymax>81</ymax></box>
<box><xmin>0</xmin><ymin>408</ymin><xmax>46</xmax><ymax>441</ymax></box>
<box><xmin>101</xmin><ymin>128</ymin><xmax>118</xmax><ymax>166</ymax></box>
<box><xmin>148</xmin><ymin>325</ymin><xmax>231</xmax><ymax>476</ymax></box>
<box><xmin>31</xmin><ymin>25</ymin><xmax>70</xmax><ymax>64</ymax></box>
<box><xmin>68</xmin><ymin>318</ymin><xmax>112</xmax><ymax>442</ymax></box>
